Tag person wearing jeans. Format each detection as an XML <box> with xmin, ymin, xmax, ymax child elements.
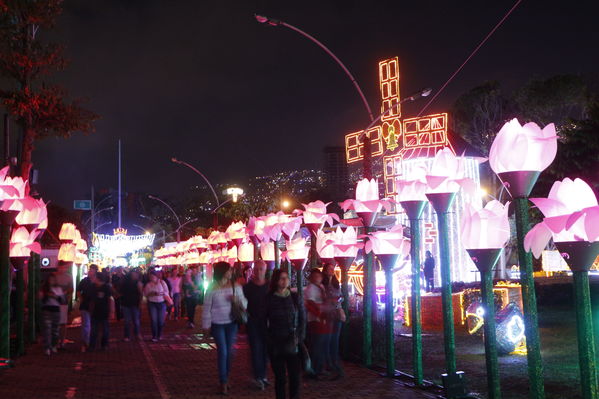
<box><xmin>304</xmin><ymin>268</ymin><xmax>332</xmax><ymax>377</ymax></box>
<box><xmin>167</xmin><ymin>271</ymin><xmax>182</xmax><ymax>320</ymax></box>
<box><xmin>144</xmin><ymin>271</ymin><xmax>169</xmax><ymax>341</ymax></box>
<box><xmin>76</xmin><ymin>264</ymin><xmax>98</xmax><ymax>352</ymax></box>
<box><xmin>183</xmin><ymin>270</ymin><xmax>199</xmax><ymax>328</ymax></box>
<box><xmin>202</xmin><ymin>262</ymin><xmax>247</xmax><ymax>395</ymax></box>
<box><xmin>121</xmin><ymin>270</ymin><xmax>143</xmax><ymax>341</ymax></box>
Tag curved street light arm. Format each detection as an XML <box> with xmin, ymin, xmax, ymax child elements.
<box><xmin>171</xmin><ymin>158</ymin><xmax>220</xmax><ymax>208</ymax></box>
<box><xmin>84</xmin><ymin>206</ymin><xmax>114</xmax><ymax>225</ymax></box>
<box><xmin>255</xmin><ymin>14</ymin><xmax>374</xmax><ymax>122</ymax></box>
<box><xmin>148</xmin><ymin>195</ymin><xmax>182</xmax><ymax>230</ymax></box>
<box><xmin>175</xmin><ymin>218</ymin><xmax>199</xmax><ymax>232</ymax></box>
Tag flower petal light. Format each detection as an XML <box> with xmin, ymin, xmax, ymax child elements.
<box><xmin>364</xmin><ymin>225</ymin><xmax>411</xmax><ymax>255</ymax></box>
<box><xmin>460</xmin><ymin>200</ymin><xmax>511</xmax><ymax>249</ymax></box>
<box><xmin>524</xmin><ymin>178</ymin><xmax>599</xmax><ymax>258</ymax></box>
<box><xmin>340</xmin><ymin>178</ymin><xmax>393</xmax><ymax>213</ymax></box>
<box><xmin>425</xmin><ymin>147</ymin><xmax>479</xmax><ymax>195</ymax></box>
<box><xmin>489</xmin><ymin>118</ymin><xmax>557</xmax><ymax>174</ymax></box>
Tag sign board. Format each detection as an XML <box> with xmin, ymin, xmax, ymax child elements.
<box><xmin>73</xmin><ymin>200</ymin><xmax>92</xmax><ymax>210</ymax></box>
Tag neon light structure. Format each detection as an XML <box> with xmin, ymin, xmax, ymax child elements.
<box><xmin>93</xmin><ymin>232</ymin><xmax>155</xmax><ymax>259</ymax></box>
<box><xmin>344</xmin><ymin>56</ymin><xmax>482</xmax><ymax>283</ymax></box>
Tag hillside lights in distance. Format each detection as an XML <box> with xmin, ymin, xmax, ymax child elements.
<box><xmin>225</xmin><ymin>187</ymin><xmax>244</xmax><ymax>202</ymax></box>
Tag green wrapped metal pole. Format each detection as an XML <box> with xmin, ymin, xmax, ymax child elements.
<box><xmin>28</xmin><ymin>253</ymin><xmax>36</xmax><ymax>343</ymax></box>
<box><xmin>514</xmin><ymin>197</ymin><xmax>545</xmax><ymax>399</ymax></box>
<box><xmin>409</xmin><ymin>218</ymin><xmax>423</xmax><ymax>385</ymax></box>
<box><xmin>384</xmin><ymin>265</ymin><xmax>395</xmax><ymax>377</ymax></box>
<box><xmin>362</xmin><ymin>232</ymin><xmax>374</xmax><ymax>367</ymax></box>
<box><xmin>340</xmin><ymin>264</ymin><xmax>350</xmax><ymax>358</ymax></box>
<box><xmin>0</xmin><ymin>222</ymin><xmax>12</xmax><ymax>359</ymax></box>
<box><xmin>481</xmin><ymin>270</ymin><xmax>501</xmax><ymax>399</ymax></box>
<box><xmin>437</xmin><ymin>211</ymin><xmax>457</xmax><ymax>376</ymax></box>
<box><xmin>16</xmin><ymin>265</ymin><xmax>25</xmax><ymax>356</ymax></box>
<box><xmin>572</xmin><ymin>271</ymin><xmax>598</xmax><ymax>399</ymax></box>
<box><xmin>35</xmin><ymin>254</ymin><xmax>41</xmax><ymax>334</ymax></box>
<box><xmin>310</xmin><ymin>233</ymin><xmax>318</xmax><ymax>268</ymax></box>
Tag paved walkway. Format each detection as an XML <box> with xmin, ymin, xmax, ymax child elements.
<box><xmin>0</xmin><ymin>307</ymin><xmax>435</xmax><ymax>399</ymax></box>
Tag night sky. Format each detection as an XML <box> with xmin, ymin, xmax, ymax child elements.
<box><xmin>31</xmin><ymin>0</ymin><xmax>599</xmax><ymax>207</ymax></box>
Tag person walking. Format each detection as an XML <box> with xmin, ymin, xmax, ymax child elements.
<box><xmin>183</xmin><ymin>269</ymin><xmax>199</xmax><ymax>328</ymax></box>
<box><xmin>55</xmin><ymin>261</ymin><xmax>73</xmax><ymax>348</ymax></box>
<box><xmin>304</xmin><ymin>268</ymin><xmax>331</xmax><ymax>378</ymax></box>
<box><xmin>266</xmin><ymin>269</ymin><xmax>303</xmax><ymax>399</ymax></box>
<box><xmin>424</xmin><ymin>250</ymin><xmax>435</xmax><ymax>293</ymax></box>
<box><xmin>167</xmin><ymin>270</ymin><xmax>182</xmax><ymax>320</ymax></box>
<box><xmin>202</xmin><ymin>262</ymin><xmax>247</xmax><ymax>395</ymax></box>
<box><xmin>40</xmin><ymin>273</ymin><xmax>65</xmax><ymax>356</ymax></box>
<box><xmin>322</xmin><ymin>263</ymin><xmax>345</xmax><ymax>378</ymax></box>
<box><xmin>243</xmin><ymin>260</ymin><xmax>270</xmax><ymax>389</ymax></box>
<box><xmin>76</xmin><ymin>264</ymin><xmax>98</xmax><ymax>352</ymax></box>
<box><xmin>144</xmin><ymin>270</ymin><xmax>169</xmax><ymax>342</ymax></box>
<box><xmin>88</xmin><ymin>272</ymin><xmax>114</xmax><ymax>351</ymax></box>
<box><xmin>111</xmin><ymin>266</ymin><xmax>125</xmax><ymax>321</ymax></box>
<box><xmin>121</xmin><ymin>269</ymin><xmax>143</xmax><ymax>341</ymax></box>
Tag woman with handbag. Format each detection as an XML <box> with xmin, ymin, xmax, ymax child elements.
<box><xmin>143</xmin><ymin>270</ymin><xmax>170</xmax><ymax>342</ymax></box>
<box><xmin>202</xmin><ymin>262</ymin><xmax>247</xmax><ymax>395</ymax></box>
<box><xmin>266</xmin><ymin>269</ymin><xmax>304</xmax><ymax>399</ymax></box>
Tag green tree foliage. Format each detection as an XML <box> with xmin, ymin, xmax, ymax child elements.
<box><xmin>0</xmin><ymin>0</ymin><xmax>97</xmax><ymax>178</ymax></box>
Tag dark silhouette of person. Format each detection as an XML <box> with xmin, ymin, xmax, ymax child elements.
<box><xmin>423</xmin><ymin>251</ymin><xmax>435</xmax><ymax>293</ymax></box>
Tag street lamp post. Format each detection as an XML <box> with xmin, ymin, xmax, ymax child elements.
<box><xmin>171</xmin><ymin>158</ymin><xmax>222</xmax><ymax>228</ymax></box>
<box><xmin>84</xmin><ymin>206</ymin><xmax>114</xmax><ymax>234</ymax></box>
<box><xmin>148</xmin><ymin>195</ymin><xmax>183</xmax><ymax>242</ymax></box>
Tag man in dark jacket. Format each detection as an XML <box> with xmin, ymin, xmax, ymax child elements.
<box><xmin>424</xmin><ymin>251</ymin><xmax>435</xmax><ymax>293</ymax></box>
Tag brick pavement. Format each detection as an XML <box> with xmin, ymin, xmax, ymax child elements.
<box><xmin>0</xmin><ymin>306</ymin><xmax>436</xmax><ymax>399</ymax></box>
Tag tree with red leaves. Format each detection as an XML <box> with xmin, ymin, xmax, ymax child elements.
<box><xmin>0</xmin><ymin>0</ymin><xmax>97</xmax><ymax>179</ymax></box>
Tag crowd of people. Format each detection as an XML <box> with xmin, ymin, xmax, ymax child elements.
<box><xmin>39</xmin><ymin>259</ymin><xmax>345</xmax><ymax>399</ymax></box>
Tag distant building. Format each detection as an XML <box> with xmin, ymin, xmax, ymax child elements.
<box><xmin>323</xmin><ymin>146</ymin><xmax>349</xmax><ymax>201</ymax></box>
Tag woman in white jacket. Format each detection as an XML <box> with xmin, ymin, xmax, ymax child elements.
<box><xmin>202</xmin><ymin>262</ymin><xmax>247</xmax><ymax>395</ymax></box>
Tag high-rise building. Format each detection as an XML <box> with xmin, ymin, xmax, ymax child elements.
<box><xmin>323</xmin><ymin>146</ymin><xmax>349</xmax><ymax>201</ymax></box>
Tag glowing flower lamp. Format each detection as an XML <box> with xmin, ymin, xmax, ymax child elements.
<box><xmin>316</xmin><ymin>230</ymin><xmax>335</xmax><ymax>264</ymax></box>
<box><xmin>489</xmin><ymin>119</ymin><xmax>557</xmax><ymax>397</ymax></box>
<box><xmin>364</xmin><ymin>225</ymin><xmax>410</xmax><ymax>376</ymax></box>
<box><xmin>263</xmin><ymin>213</ymin><xmax>284</xmax><ymax>242</ymax></box>
<box><xmin>76</xmin><ymin>238</ymin><xmax>88</xmax><ymax>253</ymax></box>
<box><xmin>59</xmin><ymin>223</ymin><xmax>78</xmax><ymax>243</ymax></box>
<box><xmin>523</xmin><ymin>177</ymin><xmax>599</xmax><ymax>398</ymax></box>
<box><xmin>58</xmin><ymin>243</ymin><xmax>77</xmax><ymax>262</ymax></box>
<box><xmin>226</xmin><ymin>221</ymin><xmax>247</xmax><ymax>248</ymax></box>
<box><xmin>489</xmin><ymin>119</ymin><xmax>557</xmax><ymax>199</ymax></box>
<box><xmin>281</xmin><ymin>215</ymin><xmax>303</xmax><ymax>241</ymax></box>
<box><xmin>298</xmin><ymin>200</ymin><xmax>339</xmax><ymax>235</ymax></box>
<box><xmin>15</xmin><ymin>197</ymin><xmax>46</xmax><ymax>232</ymax></box>
<box><xmin>238</xmin><ymin>241</ymin><xmax>255</xmax><ymax>268</ymax></box>
<box><xmin>248</xmin><ymin>216</ymin><xmax>266</xmax><ymax>245</ymax></box>
<box><xmin>283</xmin><ymin>236</ymin><xmax>310</xmax><ymax>271</ymax></box>
<box><xmin>460</xmin><ymin>200</ymin><xmax>511</xmax><ymax>397</ymax></box>
<box><xmin>260</xmin><ymin>241</ymin><xmax>276</xmax><ymax>271</ymax></box>
<box><xmin>340</xmin><ymin>179</ymin><xmax>393</xmax><ymax>227</ymax></box>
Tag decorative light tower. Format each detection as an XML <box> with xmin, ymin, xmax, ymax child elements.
<box><xmin>364</xmin><ymin>225</ymin><xmax>410</xmax><ymax>377</ymax></box>
<box><xmin>461</xmin><ymin>200</ymin><xmax>511</xmax><ymax>399</ymax></box>
<box><xmin>424</xmin><ymin>148</ymin><xmax>476</xmax><ymax>397</ymax></box>
<box><xmin>524</xmin><ymin>178</ymin><xmax>599</xmax><ymax>399</ymax></box>
<box><xmin>489</xmin><ymin>119</ymin><xmax>558</xmax><ymax>399</ymax></box>
<box><xmin>397</xmin><ymin>166</ymin><xmax>428</xmax><ymax>385</ymax></box>
<box><xmin>340</xmin><ymin>178</ymin><xmax>393</xmax><ymax>366</ymax></box>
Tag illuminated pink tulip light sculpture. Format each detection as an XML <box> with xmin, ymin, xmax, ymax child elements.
<box><xmin>461</xmin><ymin>200</ymin><xmax>511</xmax><ymax>398</ymax></box>
<box><xmin>364</xmin><ymin>225</ymin><xmax>410</xmax><ymax>377</ymax></box>
<box><xmin>489</xmin><ymin>118</ymin><xmax>558</xmax><ymax>399</ymax></box>
<box><xmin>524</xmin><ymin>178</ymin><xmax>599</xmax><ymax>399</ymax></box>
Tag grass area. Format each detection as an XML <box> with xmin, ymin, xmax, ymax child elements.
<box><xmin>346</xmin><ymin>279</ymin><xmax>599</xmax><ymax>399</ymax></box>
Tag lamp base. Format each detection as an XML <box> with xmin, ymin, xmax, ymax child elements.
<box><xmin>466</xmin><ymin>248</ymin><xmax>503</xmax><ymax>274</ymax></box>
<box><xmin>497</xmin><ymin>170</ymin><xmax>540</xmax><ymax>199</ymax></box>
<box><xmin>290</xmin><ymin>258</ymin><xmax>308</xmax><ymax>272</ymax></box>
<box><xmin>376</xmin><ymin>253</ymin><xmax>400</xmax><ymax>272</ymax></box>
<box><xmin>335</xmin><ymin>256</ymin><xmax>355</xmax><ymax>272</ymax></box>
<box><xmin>554</xmin><ymin>241</ymin><xmax>599</xmax><ymax>272</ymax></box>
<box><xmin>426</xmin><ymin>192</ymin><xmax>457</xmax><ymax>214</ymax></box>
<box><xmin>356</xmin><ymin>212</ymin><xmax>377</xmax><ymax>228</ymax></box>
<box><xmin>399</xmin><ymin>200</ymin><xmax>427</xmax><ymax>220</ymax></box>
